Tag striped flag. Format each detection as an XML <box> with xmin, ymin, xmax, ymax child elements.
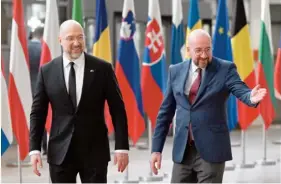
<box><xmin>115</xmin><ymin>0</ymin><xmax>145</xmax><ymax>144</ymax></box>
<box><xmin>231</xmin><ymin>0</ymin><xmax>259</xmax><ymax>130</ymax></box>
<box><xmin>274</xmin><ymin>32</ymin><xmax>281</xmax><ymax>100</ymax></box>
<box><xmin>184</xmin><ymin>0</ymin><xmax>202</xmax><ymax>59</ymax></box>
<box><xmin>213</xmin><ymin>0</ymin><xmax>238</xmax><ymax>131</ymax></box>
<box><xmin>40</xmin><ymin>0</ymin><xmax>61</xmax><ymax>133</ymax></box>
<box><xmin>72</xmin><ymin>0</ymin><xmax>84</xmax><ymax>27</ymax></box>
<box><xmin>171</xmin><ymin>0</ymin><xmax>185</xmax><ymax>65</ymax></box>
<box><xmin>93</xmin><ymin>0</ymin><xmax>114</xmax><ymax>134</ymax></box>
<box><xmin>8</xmin><ymin>0</ymin><xmax>33</xmax><ymax>160</ymax></box>
<box><xmin>141</xmin><ymin>0</ymin><xmax>167</xmax><ymax>128</ymax></box>
<box><xmin>257</xmin><ymin>0</ymin><xmax>276</xmax><ymax>129</ymax></box>
<box><xmin>1</xmin><ymin>58</ymin><xmax>13</xmax><ymax>156</ymax></box>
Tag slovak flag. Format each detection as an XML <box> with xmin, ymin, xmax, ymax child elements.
<box><xmin>115</xmin><ymin>0</ymin><xmax>145</xmax><ymax>144</ymax></box>
<box><xmin>141</xmin><ymin>0</ymin><xmax>167</xmax><ymax>129</ymax></box>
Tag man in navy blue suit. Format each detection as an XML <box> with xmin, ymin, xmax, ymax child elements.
<box><xmin>150</xmin><ymin>29</ymin><xmax>266</xmax><ymax>183</ymax></box>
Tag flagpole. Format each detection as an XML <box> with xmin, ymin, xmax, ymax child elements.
<box><xmin>236</xmin><ymin>130</ymin><xmax>255</xmax><ymax>169</ymax></box>
<box><xmin>138</xmin><ymin>119</ymin><xmax>167</xmax><ymax>182</ymax></box>
<box><xmin>256</xmin><ymin>123</ymin><xmax>276</xmax><ymax>165</ymax></box>
<box><xmin>17</xmin><ymin>145</ymin><xmax>22</xmax><ymax>183</ymax></box>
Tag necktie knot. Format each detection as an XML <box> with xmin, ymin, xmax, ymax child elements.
<box><xmin>70</xmin><ymin>62</ymin><xmax>75</xmax><ymax>67</ymax></box>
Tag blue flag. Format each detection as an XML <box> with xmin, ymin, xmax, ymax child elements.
<box><xmin>171</xmin><ymin>0</ymin><xmax>185</xmax><ymax>64</ymax></box>
<box><xmin>213</xmin><ymin>0</ymin><xmax>238</xmax><ymax>131</ymax></box>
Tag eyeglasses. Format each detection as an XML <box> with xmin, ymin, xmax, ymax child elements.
<box><xmin>64</xmin><ymin>35</ymin><xmax>85</xmax><ymax>42</ymax></box>
<box><xmin>194</xmin><ymin>48</ymin><xmax>211</xmax><ymax>56</ymax></box>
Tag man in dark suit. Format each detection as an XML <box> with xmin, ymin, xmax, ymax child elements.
<box><xmin>28</xmin><ymin>26</ymin><xmax>47</xmax><ymax>155</ymax></box>
<box><xmin>150</xmin><ymin>29</ymin><xmax>266</xmax><ymax>183</ymax></box>
<box><xmin>29</xmin><ymin>20</ymin><xmax>129</xmax><ymax>183</ymax></box>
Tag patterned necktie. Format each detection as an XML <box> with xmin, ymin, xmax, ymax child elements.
<box><xmin>188</xmin><ymin>68</ymin><xmax>202</xmax><ymax>104</ymax></box>
<box><xmin>188</xmin><ymin>68</ymin><xmax>202</xmax><ymax>142</ymax></box>
<box><xmin>69</xmin><ymin>62</ymin><xmax>76</xmax><ymax>108</ymax></box>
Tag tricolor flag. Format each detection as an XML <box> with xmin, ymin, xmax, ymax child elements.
<box><xmin>115</xmin><ymin>0</ymin><xmax>145</xmax><ymax>144</ymax></box>
<box><xmin>274</xmin><ymin>32</ymin><xmax>281</xmax><ymax>100</ymax></box>
<box><xmin>184</xmin><ymin>0</ymin><xmax>202</xmax><ymax>59</ymax></box>
<box><xmin>141</xmin><ymin>0</ymin><xmax>167</xmax><ymax>128</ymax></box>
<box><xmin>171</xmin><ymin>0</ymin><xmax>185</xmax><ymax>64</ymax></box>
<box><xmin>213</xmin><ymin>0</ymin><xmax>238</xmax><ymax>131</ymax></box>
<box><xmin>93</xmin><ymin>0</ymin><xmax>114</xmax><ymax>134</ymax></box>
<box><xmin>8</xmin><ymin>0</ymin><xmax>33</xmax><ymax>160</ymax></box>
<box><xmin>1</xmin><ymin>59</ymin><xmax>13</xmax><ymax>156</ymax></box>
<box><xmin>72</xmin><ymin>0</ymin><xmax>84</xmax><ymax>27</ymax></box>
<box><xmin>231</xmin><ymin>0</ymin><xmax>259</xmax><ymax>130</ymax></box>
<box><xmin>258</xmin><ymin>0</ymin><xmax>276</xmax><ymax>129</ymax></box>
<box><xmin>40</xmin><ymin>0</ymin><xmax>61</xmax><ymax>133</ymax></box>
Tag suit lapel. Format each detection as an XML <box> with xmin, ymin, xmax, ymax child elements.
<box><xmin>193</xmin><ymin>57</ymin><xmax>218</xmax><ymax>104</ymax></box>
<box><xmin>76</xmin><ymin>53</ymin><xmax>96</xmax><ymax>112</ymax></box>
<box><xmin>55</xmin><ymin>57</ymin><xmax>73</xmax><ymax>105</ymax></box>
<box><xmin>179</xmin><ymin>60</ymin><xmax>191</xmax><ymax>108</ymax></box>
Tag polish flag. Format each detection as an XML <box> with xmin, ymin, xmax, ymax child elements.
<box><xmin>40</xmin><ymin>0</ymin><xmax>61</xmax><ymax>133</ymax></box>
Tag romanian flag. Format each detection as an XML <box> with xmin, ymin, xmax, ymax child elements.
<box><xmin>274</xmin><ymin>32</ymin><xmax>281</xmax><ymax>100</ymax></box>
<box><xmin>231</xmin><ymin>0</ymin><xmax>259</xmax><ymax>130</ymax></box>
<box><xmin>213</xmin><ymin>0</ymin><xmax>238</xmax><ymax>131</ymax></box>
<box><xmin>141</xmin><ymin>0</ymin><xmax>167</xmax><ymax>129</ymax></box>
<box><xmin>257</xmin><ymin>0</ymin><xmax>276</xmax><ymax>129</ymax></box>
<box><xmin>184</xmin><ymin>0</ymin><xmax>202</xmax><ymax>59</ymax></box>
<box><xmin>115</xmin><ymin>0</ymin><xmax>145</xmax><ymax>144</ymax></box>
<box><xmin>93</xmin><ymin>0</ymin><xmax>114</xmax><ymax>134</ymax></box>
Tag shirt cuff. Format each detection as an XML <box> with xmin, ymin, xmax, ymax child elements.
<box><xmin>114</xmin><ymin>150</ymin><xmax>129</xmax><ymax>153</ymax></box>
<box><xmin>29</xmin><ymin>150</ymin><xmax>41</xmax><ymax>156</ymax></box>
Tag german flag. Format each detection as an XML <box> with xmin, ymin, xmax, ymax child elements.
<box><xmin>231</xmin><ymin>0</ymin><xmax>259</xmax><ymax>130</ymax></box>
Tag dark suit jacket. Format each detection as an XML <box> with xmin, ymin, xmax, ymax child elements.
<box><xmin>28</xmin><ymin>40</ymin><xmax>42</xmax><ymax>95</ymax></box>
<box><xmin>29</xmin><ymin>53</ymin><xmax>129</xmax><ymax>165</ymax></box>
<box><xmin>152</xmin><ymin>57</ymin><xmax>258</xmax><ymax>163</ymax></box>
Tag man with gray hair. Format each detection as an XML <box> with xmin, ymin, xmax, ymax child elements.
<box><xmin>150</xmin><ymin>29</ymin><xmax>266</xmax><ymax>183</ymax></box>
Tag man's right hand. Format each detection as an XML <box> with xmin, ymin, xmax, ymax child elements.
<box><xmin>150</xmin><ymin>152</ymin><xmax>162</xmax><ymax>175</ymax></box>
<box><xmin>31</xmin><ymin>153</ymin><xmax>42</xmax><ymax>176</ymax></box>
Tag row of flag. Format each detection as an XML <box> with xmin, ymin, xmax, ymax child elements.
<box><xmin>1</xmin><ymin>0</ymin><xmax>280</xmax><ymax>162</ymax></box>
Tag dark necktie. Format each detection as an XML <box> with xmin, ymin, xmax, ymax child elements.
<box><xmin>188</xmin><ymin>68</ymin><xmax>202</xmax><ymax>142</ymax></box>
<box><xmin>69</xmin><ymin>62</ymin><xmax>76</xmax><ymax>108</ymax></box>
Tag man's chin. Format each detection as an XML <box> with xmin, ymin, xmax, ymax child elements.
<box><xmin>70</xmin><ymin>52</ymin><xmax>82</xmax><ymax>60</ymax></box>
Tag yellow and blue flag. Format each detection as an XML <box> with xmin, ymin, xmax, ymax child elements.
<box><xmin>213</xmin><ymin>0</ymin><xmax>238</xmax><ymax>130</ymax></box>
<box><xmin>185</xmin><ymin>0</ymin><xmax>202</xmax><ymax>59</ymax></box>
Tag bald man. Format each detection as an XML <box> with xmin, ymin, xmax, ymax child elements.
<box><xmin>29</xmin><ymin>20</ymin><xmax>129</xmax><ymax>183</ymax></box>
<box><xmin>150</xmin><ymin>29</ymin><xmax>266</xmax><ymax>183</ymax></box>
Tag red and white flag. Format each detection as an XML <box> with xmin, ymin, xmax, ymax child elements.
<box><xmin>8</xmin><ymin>0</ymin><xmax>32</xmax><ymax>160</ymax></box>
<box><xmin>40</xmin><ymin>0</ymin><xmax>61</xmax><ymax>133</ymax></box>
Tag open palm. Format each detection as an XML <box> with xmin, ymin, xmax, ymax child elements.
<box><xmin>250</xmin><ymin>85</ymin><xmax>267</xmax><ymax>104</ymax></box>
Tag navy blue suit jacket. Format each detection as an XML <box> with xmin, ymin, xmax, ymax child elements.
<box><xmin>152</xmin><ymin>57</ymin><xmax>257</xmax><ymax>163</ymax></box>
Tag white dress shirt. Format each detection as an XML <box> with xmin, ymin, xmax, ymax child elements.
<box><xmin>184</xmin><ymin>61</ymin><xmax>205</xmax><ymax>140</ymax></box>
<box><xmin>184</xmin><ymin>61</ymin><xmax>205</xmax><ymax>96</ymax></box>
<box><xmin>29</xmin><ymin>53</ymin><xmax>128</xmax><ymax>156</ymax></box>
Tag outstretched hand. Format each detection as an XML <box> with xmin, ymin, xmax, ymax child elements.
<box><xmin>250</xmin><ymin>85</ymin><xmax>267</xmax><ymax>104</ymax></box>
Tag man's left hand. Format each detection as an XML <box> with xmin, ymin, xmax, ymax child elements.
<box><xmin>114</xmin><ymin>152</ymin><xmax>129</xmax><ymax>172</ymax></box>
<box><xmin>250</xmin><ymin>84</ymin><xmax>267</xmax><ymax>104</ymax></box>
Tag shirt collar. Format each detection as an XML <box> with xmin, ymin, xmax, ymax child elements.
<box><xmin>190</xmin><ymin>60</ymin><xmax>205</xmax><ymax>73</ymax></box>
<box><xmin>63</xmin><ymin>53</ymin><xmax>85</xmax><ymax>68</ymax></box>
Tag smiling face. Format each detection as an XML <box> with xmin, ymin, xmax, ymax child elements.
<box><xmin>59</xmin><ymin>20</ymin><xmax>85</xmax><ymax>60</ymax></box>
<box><xmin>187</xmin><ymin>29</ymin><xmax>212</xmax><ymax>68</ymax></box>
